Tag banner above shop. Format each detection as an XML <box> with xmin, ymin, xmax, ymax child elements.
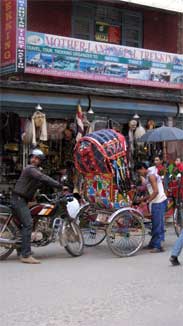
<box><xmin>25</xmin><ymin>31</ymin><xmax>183</xmax><ymax>90</ymax></box>
<box><xmin>118</xmin><ymin>0</ymin><xmax>183</xmax><ymax>13</ymax></box>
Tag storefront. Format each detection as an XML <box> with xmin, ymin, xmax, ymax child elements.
<box><xmin>0</xmin><ymin>81</ymin><xmax>181</xmax><ymax>194</ymax></box>
<box><xmin>0</xmin><ymin>0</ymin><xmax>183</xmax><ymax>197</ymax></box>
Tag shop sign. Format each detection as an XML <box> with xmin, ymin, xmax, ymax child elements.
<box><xmin>118</xmin><ymin>0</ymin><xmax>183</xmax><ymax>13</ymax></box>
<box><xmin>0</xmin><ymin>0</ymin><xmax>17</xmax><ymax>75</ymax></box>
<box><xmin>25</xmin><ymin>31</ymin><xmax>183</xmax><ymax>90</ymax></box>
<box><xmin>16</xmin><ymin>0</ymin><xmax>27</xmax><ymax>71</ymax></box>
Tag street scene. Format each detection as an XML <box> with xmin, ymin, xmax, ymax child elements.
<box><xmin>0</xmin><ymin>226</ymin><xmax>183</xmax><ymax>326</ymax></box>
<box><xmin>1</xmin><ymin>0</ymin><xmax>183</xmax><ymax>326</ymax></box>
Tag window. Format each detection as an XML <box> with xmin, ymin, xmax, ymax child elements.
<box><xmin>72</xmin><ymin>3</ymin><xmax>94</xmax><ymax>40</ymax></box>
<box><xmin>122</xmin><ymin>11</ymin><xmax>143</xmax><ymax>47</ymax></box>
<box><xmin>72</xmin><ymin>2</ymin><xmax>143</xmax><ymax>48</ymax></box>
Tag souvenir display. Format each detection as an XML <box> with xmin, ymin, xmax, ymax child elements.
<box><xmin>31</xmin><ymin>110</ymin><xmax>48</xmax><ymax>145</ymax></box>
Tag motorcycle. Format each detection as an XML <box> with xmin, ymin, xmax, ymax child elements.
<box><xmin>0</xmin><ymin>192</ymin><xmax>85</xmax><ymax>260</ymax></box>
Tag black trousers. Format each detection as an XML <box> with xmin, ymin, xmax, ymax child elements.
<box><xmin>11</xmin><ymin>195</ymin><xmax>33</xmax><ymax>258</ymax></box>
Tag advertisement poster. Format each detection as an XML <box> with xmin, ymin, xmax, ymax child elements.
<box><xmin>95</xmin><ymin>22</ymin><xmax>109</xmax><ymax>42</ymax></box>
<box><xmin>25</xmin><ymin>31</ymin><xmax>183</xmax><ymax>89</ymax></box>
<box><xmin>108</xmin><ymin>26</ymin><xmax>121</xmax><ymax>44</ymax></box>
<box><xmin>0</xmin><ymin>0</ymin><xmax>17</xmax><ymax>75</ymax></box>
<box><xmin>95</xmin><ymin>22</ymin><xmax>121</xmax><ymax>44</ymax></box>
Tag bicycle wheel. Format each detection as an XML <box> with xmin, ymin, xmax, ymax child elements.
<box><xmin>173</xmin><ymin>206</ymin><xmax>183</xmax><ymax>237</ymax></box>
<box><xmin>60</xmin><ymin>220</ymin><xmax>84</xmax><ymax>257</ymax></box>
<box><xmin>0</xmin><ymin>218</ymin><xmax>14</xmax><ymax>260</ymax></box>
<box><xmin>106</xmin><ymin>208</ymin><xmax>145</xmax><ymax>257</ymax></box>
<box><xmin>78</xmin><ymin>208</ymin><xmax>107</xmax><ymax>247</ymax></box>
<box><xmin>82</xmin><ymin>222</ymin><xmax>106</xmax><ymax>247</ymax></box>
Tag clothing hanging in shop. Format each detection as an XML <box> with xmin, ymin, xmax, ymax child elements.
<box><xmin>47</xmin><ymin>120</ymin><xmax>67</xmax><ymax>141</ymax></box>
<box><xmin>31</xmin><ymin>111</ymin><xmax>47</xmax><ymax>145</ymax></box>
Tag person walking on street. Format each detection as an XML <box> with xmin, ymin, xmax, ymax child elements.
<box><xmin>135</xmin><ymin>162</ymin><xmax>167</xmax><ymax>253</ymax></box>
<box><xmin>169</xmin><ymin>230</ymin><xmax>183</xmax><ymax>266</ymax></box>
<box><xmin>11</xmin><ymin>149</ymin><xmax>62</xmax><ymax>264</ymax></box>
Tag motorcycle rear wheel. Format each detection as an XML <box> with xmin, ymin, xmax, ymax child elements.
<box><xmin>61</xmin><ymin>220</ymin><xmax>84</xmax><ymax>257</ymax></box>
<box><xmin>0</xmin><ymin>217</ymin><xmax>15</xmax><ymax>260</ymax></box>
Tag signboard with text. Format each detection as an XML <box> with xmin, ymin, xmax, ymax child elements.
<box><xmin>25</xmin><ymin>31</ymin><xmax>183</xmax><ymax>90</ymax></box>
<box><xmin>0</xmin><ymin>0</ymin><xmax>27</xmax><ymax>75</ymax></box>
<box><xmin>16</xmin><ymin>0</ymin><xmax>27</xmax><ymax>72</ymax></box>
<box><xmin>0</xmin><ymin>0</ymin><xmax>17</xmax><ymax>75</ymax></box>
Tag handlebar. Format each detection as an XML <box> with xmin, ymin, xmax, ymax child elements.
<box><xmin>36</xmin><ymin>192</ymin><xmax>74</xmax><ymax>204</ymax></box>
<box><xmin>37</xmin><ymin>194</ymin><xmax>54</xmax><ymax>203</ymax></box>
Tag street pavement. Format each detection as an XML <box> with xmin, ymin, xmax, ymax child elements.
<box><xmin>0</xmin><ymin>225</ymin><xmax>183</xmax><ymax>326</ymax></box>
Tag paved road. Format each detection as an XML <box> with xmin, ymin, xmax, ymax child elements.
<box><xmin>0</xmin><ymin>226</ymin><xmax>183</xmax><ymax>326</ymax></box>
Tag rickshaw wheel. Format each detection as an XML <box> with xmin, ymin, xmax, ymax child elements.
<box><xmin>106</xmin><ymin>208</ymin><xmax>145</xmax><ymax>257</ymax></box>
<box><xmin>82</xmin><ymin>223</ymin><xmax>106</xmax><ymax>247</ymax></box>
<box><xmin>78</xmin><ymin>207</ymin><xmax>107</xmax><ymax>247</ymax></box>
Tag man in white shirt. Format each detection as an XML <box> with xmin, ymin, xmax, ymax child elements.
<box><xmin>135</xmin><ymin>162</ymin><xmax>167</xmax><ymax>253</ymax></box>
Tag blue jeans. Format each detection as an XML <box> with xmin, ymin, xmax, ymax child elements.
<box><xmin>11</xmin><ymin>195</ymin><xmax>33</xmax><ymax>258</ymax></box>
<box><xmin>149</xmin><ymin>199</ymin><xmax>167</xmax><ymax>249</ymax></box>
<box><xmin>171</xmin><ymin>229</ymin><xmax>183</xmax><ymax>257</ymax></box>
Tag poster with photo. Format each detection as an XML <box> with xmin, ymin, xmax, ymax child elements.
<box><xmin>103</xmin><ymin>62</ymin><xmax>127</xmax><ymax>77</ymax></box>
<box><xmin>95</xmin><ymin>22</ymin><xmax>109</xmax><ymax>42</ymax></box>
<box><xmin>128</xmin><ymin>64</ymin><xmax>150</xmax><ymax>80</ymax></box>
<box><xmin>25</xmin><ymin>31</ymin><xmax>183</xmax><ymax>89</ymax></box>
<box><xmin>149</xmin><ymin>68</ymin><xmax>171</xmax><ymax>82</ymax></box>
<box><xmin>108</xmin><ymin>26</ymin><xmax>121</xmax><ymax>44</ymax></box>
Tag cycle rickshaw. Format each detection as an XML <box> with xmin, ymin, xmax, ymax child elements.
<box><xmin>74</xmin><ymin>129</ymin><xmax>146</xmax><ymax>257</ymax></box>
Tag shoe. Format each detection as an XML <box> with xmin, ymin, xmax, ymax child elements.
<box><xmin>149</xmin><ymin>247</ymin><xmax>165</xmax><ymax>253</ymax></box>
<box><xmin>17</xmin><ymin>250</ymin><xmax>34</xmax><ymax>257</ymax></box>
<box><xmin>20</xmin><ymin>255</ymin><xmax>40</xmax><ymax>264</ymax></box>
<box><xmin>143</xmin><ymin>245</ymin><xmax>153</xmax><ymax>250</ymax></box>
<box><xmin>16</xmin><ymin>248</ymin><xmax>22</xmax><ymax>257</ymax></box>
<box><xmin>169</xmin><ymin>256</ymin><xmax>180</xmax><ymax>266</ymax></box>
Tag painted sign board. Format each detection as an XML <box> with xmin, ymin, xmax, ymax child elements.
<box><xmin>0</xmin><ymin>0</ymin><xmax>27</xmax><ymax>75</ymax></box>
<box><xmin>16</xmin><ymin>0</ymin><xmax>27</xmax><ymax>71</ymax></box>
<box><xmin>0</xmin><ymin>0</ymin><xmax>17</xmax><ymax>75</ymax></box>
<box><xmin>25</xmin><ymin>31</ymin><xmax>183</xmax><ymax>89</ymax></box>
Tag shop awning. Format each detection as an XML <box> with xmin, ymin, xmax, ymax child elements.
<box><xmin>91</xmin><ymin>96</ymin><xmax>178</xmax><ymax>118</ymax></box>
<box><xmin>1</xmin><ymin>89</ymin><xmax>178</xmax><ymax>120</ymax></box>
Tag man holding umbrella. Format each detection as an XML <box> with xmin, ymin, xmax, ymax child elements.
<box><xmin>135</xmin><ymin>162</ymin><xmax>167</xmax><ymax>252</ymax></box>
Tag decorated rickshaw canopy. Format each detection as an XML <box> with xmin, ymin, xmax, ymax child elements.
<box><xmin>74</xmin><ymin>129</ymin><xmax>127</xmax><ymax>175</ymax></box>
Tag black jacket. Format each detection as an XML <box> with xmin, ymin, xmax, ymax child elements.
<box><xmin>14</xmin><ymin>165</ymin><xmax>61</xmax><ymax>201</ymax></box>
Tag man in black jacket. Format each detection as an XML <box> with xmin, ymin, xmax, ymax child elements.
<box><xmin>12</xmin><ymin>149</ymin><xmax>62</xmax><ymax>264</ymax></box>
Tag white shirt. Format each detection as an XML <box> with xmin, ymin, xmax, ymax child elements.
<box><xmin>145</xmin><ymin>168</ymin><xmax>167</xmax><ymax>204</ymax></box>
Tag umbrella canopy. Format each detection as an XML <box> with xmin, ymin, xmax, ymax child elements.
<box><xmin>137</xmin><ymin>126</ymin><xmax>183</xmax><ymax>143</ymax></box>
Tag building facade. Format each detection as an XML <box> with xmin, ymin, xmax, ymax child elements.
<box><xmin>0</xmin><ymin>0</ymin><xmax>183</xmax><ymax>193</ymax></box>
